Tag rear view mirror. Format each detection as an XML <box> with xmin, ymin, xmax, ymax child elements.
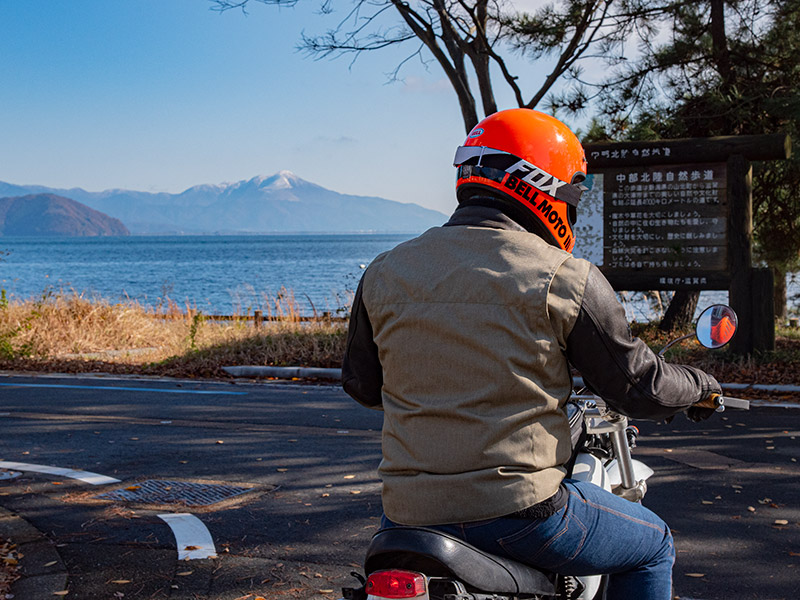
<box><xmin>695</xmin><ymin>304</ymin><xmax>738</xmax><ymax>349</ymax></box>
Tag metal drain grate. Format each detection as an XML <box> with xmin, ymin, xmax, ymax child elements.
<box><xmin>94</xmin><ymin>479</ymin><xmax>253</xmax><ymax>507</ymax></box>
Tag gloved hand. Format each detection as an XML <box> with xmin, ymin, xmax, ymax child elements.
<box><xmin>686</xmin><ymin>404</ymin><xmax>716</xmax><ymax>422</ymax></box>
<box><xmin>686</xmin><ymin>381</ymin><xmax>723</xmax><ymax>422</ymax></box>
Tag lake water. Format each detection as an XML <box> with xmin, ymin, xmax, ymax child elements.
<box><xmin>0</xmin><ymin>234</ymin><xmax>794</xmax><ymax>320</ymax></box>
<box><xmin>0</xmin><ymin>234</ymin><xmax>414</xmax><ymax>316</ymax></box>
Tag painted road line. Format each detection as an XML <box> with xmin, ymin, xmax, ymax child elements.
<box><xmin>158</xmin><ymin>513</ymin><xmax>217</xmax><ymax>560</ymax></box>
<box><xmin>0</xmin><ymin>382</ymin><xmax>247</xmax><ymax>395</ymax></box>
<box><xmin>0</xmin><ymin>461</ymin><xmax>121</xmax><ymax>485</ymax></box>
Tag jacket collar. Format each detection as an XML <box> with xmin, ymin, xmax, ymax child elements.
<box><xmin>443</xmin><ymin>204</ymin><xmax>527</xmax><ymax>232</ymax></box>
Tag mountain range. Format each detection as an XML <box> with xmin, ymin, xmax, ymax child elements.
<box><xmin>0</xmin><ymin>172</ymin><xmax>448</xmax><ymax>234</ymax></box>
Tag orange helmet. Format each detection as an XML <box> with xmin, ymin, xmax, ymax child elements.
<box><xmin>454</xmin><ymin>108</ymin><xmax>587</xmax><ymax>252</ymax></box>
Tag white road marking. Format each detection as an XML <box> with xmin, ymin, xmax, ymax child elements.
<box><xmin>0</xmin><ymin>382</ymin><xmax>246</xmax><ymax>395</ymax></box>
<box><xmin>0</xmin><ymin>461</ymin><xmax>121</xmax><ymax>485</ymax></box>
<box><xmin>158</xmin><ymin>513</ymin><xmax>217</xmax><ymax>560</ymax></box>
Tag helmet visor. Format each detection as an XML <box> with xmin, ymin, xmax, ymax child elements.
<box><xmin>454</xmin><ymin>145</ymin><xmax>586</xmax><ymax>208</ymax></box>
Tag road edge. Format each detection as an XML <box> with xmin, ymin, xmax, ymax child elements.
<box><xmin>0</xmin><ymin>506</ymin><xmax>68</xmax><ymax>599</ymax></box>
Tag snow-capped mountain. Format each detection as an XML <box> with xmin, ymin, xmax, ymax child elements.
<box><xmin>0</xmin><ymin>172</ymin><xmax>447</xmax><ymax>234</ymax></box>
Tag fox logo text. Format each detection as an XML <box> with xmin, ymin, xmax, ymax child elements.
<box><xmin>506</xmin><ymin>159</ymin><xmax>568</xmax><ymax>198</ymax></box>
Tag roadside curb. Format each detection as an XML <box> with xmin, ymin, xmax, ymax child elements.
<box><xmin>225</xmin><ymin>367</ymin><xmax>800</xmax><ymax>395</ymax></box>
<box><xmin>222</xmin><ymin>365</ymin><xmax>342</xmax><ymax>379</ymax></box>
<box><xmin>0</xmin><ymin>506</ymin><xmax>68</xmax><ymax>598</ymax></box>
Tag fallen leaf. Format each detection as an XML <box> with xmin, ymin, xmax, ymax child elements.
<box><xmin>276</xmin><ymin>468</ymin><xmax>288</xmax><ymax>473</ymax></box>
<box><xmin>216</xmin><ymin>440</ymin><xmax>224</xmax><ymax>444</ymax></box>
<box><xmin>701</xmin><ymin>500</ymin><xmax>713</xmax><ymax>505</ymax></box>
<box><xmin>177</xmin><ymin>571</ymin><xmax>193</xmax><ymax>576</ymax></box>
<box><xmin>110</xmin><ymin>580</ymin><xmax>131</xmax><ymax>584</ymax></box>
<box><xmin>747</xmin><ymin>506</ymin><xmax>756</xmax><ymax>512</ymax></box>
<box><xmin>732</xmin><ymin>484</ymin><xmax>743</xmax><ymax>489</ymax></box>
<box><xmin>350</xmin><ymin>490</ymin><xmax>361</xmax><ymax>495</ymax></box>
<box><xmin>758</xmin><ymin>498</ymin><xmax>773</xmax><ymax>505</ymax></box>
<box><xmin>53</xmin><ymin>592</ymin><xmax>69</xmax><ymax>596</ymax></box>
<box><xmin>685</xmin><ymin>573</ymin><xmax>705</xmax><ymax>578</ymax></box>
<box><xmin>775</xmin><ymin>519</ymin><xmax>789</xmax><ymax>525</ymax></box>
<box><xmin>124</xmin><ymin>486</ymin><xmax>141</xmax><ymax>491</ymax></box>
<box><xmin>44</xmin><ymin>561</ymin><xmax>58</xmax><ymax>567</ymax></box>
<box><xmin>184</xmin><ymin>546</ymin><xmax>201</xmax><ymax>551</ymax></box>
<box><xmin>343</xmin><ymin>475</ymin><xmax>355</xmax><ymax>479</ymax></box>
<box><xmin>50</xmin><ymin>481</ymin><xmax>63</xmax><ymax>485</ymax></box>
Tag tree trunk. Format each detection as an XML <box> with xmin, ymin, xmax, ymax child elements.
<box><xmin>773</xmin><ymin>266</ymin><xmax>787</xmax><ymax>324</ymax></box>
<box><xmin>659</xmin><ymin>290</ymin><xmax>700</xmax><ymax>331</ymax></box>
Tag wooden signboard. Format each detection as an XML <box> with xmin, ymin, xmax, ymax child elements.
<box><xmin>584</xmin><ymin>133</ymin><xmax>791</xmax><ymax>354</ymax></box>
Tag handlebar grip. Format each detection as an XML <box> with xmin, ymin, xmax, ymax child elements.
<box><xmin>693</xmin><ymin>393</ymin><xmax>723</xmax><ymax>410</ymax></box>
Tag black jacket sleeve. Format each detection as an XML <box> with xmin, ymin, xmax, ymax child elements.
<box><xmin>341</xmin><ymin>277</ymin><xmax>384</xmax><ymax>409</ymax></box>
<box><xmin>567</xmin><ymin>265</ymin><xmax>721</xmax><ymax>421</ymax></box>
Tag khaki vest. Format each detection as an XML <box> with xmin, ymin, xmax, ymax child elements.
<box><xmin>362</xmin><ymin>225</ymin><xmax>591</xmax><ymax>525</ymax></box>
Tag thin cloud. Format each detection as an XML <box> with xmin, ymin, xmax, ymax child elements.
<box><xmin>401</xmin><ymin>76</ymin><xmax>451</xmax><ymax>94</ymax></box>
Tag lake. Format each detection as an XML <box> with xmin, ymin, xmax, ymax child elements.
<box><xmin>0</xmin><ymin>234</ymin><xmax>794</xmax><ymax>321</ymax></box>
<box><xmin>0</xmin><ymin>234</ymin><xmax>414</xmax><ymax>316</ymax></box>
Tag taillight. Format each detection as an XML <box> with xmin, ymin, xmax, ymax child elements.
<box><xmin>366</xmin><ymin>569</ymin><xmax>427</xmax><ymax>598</ymax></box>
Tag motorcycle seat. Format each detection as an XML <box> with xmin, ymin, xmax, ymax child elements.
<box><xmin>364</xmin><ymin>526</ymin><xmax>556</xmax><ymax>596</ymax></box>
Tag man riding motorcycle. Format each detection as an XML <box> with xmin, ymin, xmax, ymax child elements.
<box><xmin>342</xmin><ymin>108</ymin><xmax>722</xmax><ymax>599</ymax></box>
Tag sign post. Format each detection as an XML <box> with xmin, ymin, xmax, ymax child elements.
<box><xmin>584</xmin><ymin>133</ymin><xmax>791</xmax><ymax>354</ymax></box>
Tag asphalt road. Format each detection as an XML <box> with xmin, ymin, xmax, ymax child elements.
<box><xmin>0</xmin><ymin>373</ymin><xmax>798</xmax><ymax>600</ymax></box>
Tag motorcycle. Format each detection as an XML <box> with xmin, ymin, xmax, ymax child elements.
<box><xmin>340</xmin><ymin>304</ymin><xmax>750</xmax><ymax>600</ymax></box>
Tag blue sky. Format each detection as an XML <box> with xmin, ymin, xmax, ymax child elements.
<box><xmin>0</xmin><ymin>0</ymin><xmax>566</xmax><ymax>215</ymax></box>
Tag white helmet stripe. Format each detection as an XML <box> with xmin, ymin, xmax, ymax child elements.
<box><xmin>455</xmin><ymin>145</ymin><xmax>584</xmax><ymax>207</ymax></box>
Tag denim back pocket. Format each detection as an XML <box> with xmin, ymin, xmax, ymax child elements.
<box><xmin>496</xmin><ymin>509</ymin><xmax>587</xmax><ymax>571</ymax></box>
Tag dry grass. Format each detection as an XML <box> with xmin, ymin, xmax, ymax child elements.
<box><xmin>1</xmin><ymin>292</ymin><xmax>799</xmax><ymax>398</ymax></box>
<box><xmin>0</xmin><ymin>292</ymin><xmax>348</xmax><ymax>379</ymax></box>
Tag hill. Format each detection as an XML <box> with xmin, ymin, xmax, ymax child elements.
<box><xmin>0</xmin><ymin>172</ymin><xmax>448</xmax><ymax>234</ymax></box>
<box><xmin>0</xmin><ymin>194</ymin><xmax>130</xmax><ymax>237</ymax></box>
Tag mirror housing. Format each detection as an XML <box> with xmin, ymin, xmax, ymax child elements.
<box><xmin>695</xmin><ymin>304</ymin><xmax>738</xmax><ymax>349</ymax></box>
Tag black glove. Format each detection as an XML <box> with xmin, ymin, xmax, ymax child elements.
<box><xmin>686</xmin><ymin>404</ymin><xmax>716</xmax><ymax>422</ymax></box>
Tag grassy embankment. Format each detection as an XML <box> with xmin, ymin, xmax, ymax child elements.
<box><xmin>0</xmin><ymin>291</ymin><xmax>347</xmax><ymax>379</ymax></box>
<box><xmin>0</xmin><ymin>291</ymin><xmax>798</xmax><ymax>400</ymax></box>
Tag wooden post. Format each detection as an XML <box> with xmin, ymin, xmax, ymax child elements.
<box><xmin>751</xmin><ymin>268</ymin><xmax>775</xmax><ymax>352</ymax></box>
<box><xmin>727</xmin><ymin>154</ymin><xmax>756</xmax><ymax>355</ymax></box>
<box><xmin>254</xmin><ymin>310</ymin><xmax>263</xmax><ymax>329</ymax></box>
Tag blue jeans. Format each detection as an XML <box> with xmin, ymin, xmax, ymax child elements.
<box><xmin>382</xmin><ymin>479</ymin><xmax>674</xmax><ymax>600</ymax></box>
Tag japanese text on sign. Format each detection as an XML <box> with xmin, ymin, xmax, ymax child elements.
<box><xmin>603</xmin><ymin>164</ymin><xmax>727</xmax><ymax>272</ymax></box>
